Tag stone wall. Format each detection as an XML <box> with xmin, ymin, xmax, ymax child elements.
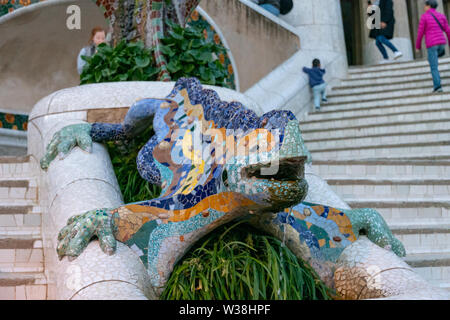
<box><xmin>0</xmin><ymin>0</ymin><xmax>108</xmax><ymax>114</ymax></box>
<box><xmin>200</xmin><ymin>0</ymin><xmax>300</xmax><ymax>92</ymax></box>
<box><xmin>245</xmin><ymin>0</ymin><xmax>349</xmax><ymax>120</ymax></box>
<box><xmin>0</xmin><ymin>0</ymin><xmax>298</xmax><ymax>118</ymax></box>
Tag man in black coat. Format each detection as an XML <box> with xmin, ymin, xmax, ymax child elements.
<box><xmin>368</xmin><ymin>0</ymin><xmax>403</xmax><ymax>63</ymax></box>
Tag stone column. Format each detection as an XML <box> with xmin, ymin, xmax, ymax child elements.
<box><xmin>361</xmin><ymin>0</ymin><xmax>414</xmax><ymax>65</ymax></box>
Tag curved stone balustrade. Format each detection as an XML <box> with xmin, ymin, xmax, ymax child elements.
<box><xmin>335</xmin><ymin>237</ymin><xmax>450</xmax><ymax>300</ymax></box>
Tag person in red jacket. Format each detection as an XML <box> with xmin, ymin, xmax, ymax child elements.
<box><xmin>416</xmin><ymin>0</ymin><xmax>450</xmax><ymax>93</ymax></box>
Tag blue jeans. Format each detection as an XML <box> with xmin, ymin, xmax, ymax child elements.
<box><xmin>375</xmin><ymin>35</ymin><xmax>399</xmax><ymax>59</ymax></box>
<box><xmin>427</xmin><ymin>45</ymin><xmax>443</xmax><ymax>90</ymax></box>
<box><xmin>312</xmin><ymin>83</ymin><xmax>327</xmax><ymax>109</ymax></box>
<box><xmin>260</xmin><ymin>4</ymin><xmax>280</xmax><ymax>16</ymax></box>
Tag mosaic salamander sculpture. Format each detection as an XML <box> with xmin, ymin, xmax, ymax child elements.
<box><xmin>40</xmin><ymin>77</ymin><xmax>405</xmax><ymax>296</ymax></box>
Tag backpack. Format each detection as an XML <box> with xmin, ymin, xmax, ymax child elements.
<box><xmin>280</xmin><ymin>0</ymin><xmax>293</xmax><ymax>15</ymax></box>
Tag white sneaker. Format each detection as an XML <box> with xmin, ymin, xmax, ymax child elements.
<box><xmin>378</xmin><ymin>59</ymin><xmax>390</xmax><ymax>64</ymax></box>
<box><xmin>393</xmin><ymin>51</ymin><xmax>403</xmax><ymax>60</ymax></box>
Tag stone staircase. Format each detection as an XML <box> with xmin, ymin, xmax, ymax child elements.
<box><xmin>303</xmin><ymin>57</ymin><xmax>450</xmax><ymax>292</ymax></box>
<box><xmin>0</xmin><ymin>156</ymin><xmax>47</xmax><ymax>300</ymax></box>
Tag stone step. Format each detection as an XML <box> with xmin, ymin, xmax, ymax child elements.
<box><xmin>413</xmin><ymin>271</ymin><xmax>450</xmax><ymax>292</ymax></box>
<box><xmin>0</xmin><ymin>156</ymin><xmax>32</xmax><ymax>179</ymax></box>
<box><xmin>328</xmin><ymin>85</ymin><xmax>450</xmax><ymax>105</ymax></box>
<box><xmin>306</xmin><ymin>101</ymin><xmax>450</xmax><ymax>122</ymax></box>
<box><xmin>374</xmin><ymin>207</ymin><xmax>450</xmax><ymax>225</ymax></box>
<box><xmin>0</xmin><ymin>234</ymin><xmax>44</xmax><ymax>273</ymax></box>
<box><xmin>329</xmin><ymin>76</ymin><xmax>450</xmax><ymax>97</ymax></box>
<box><xmin>347</xmin><ymin>199</ymin><xmax>450</xmax><ymax>209</ymax></box>
<box><xmin>0</xmin><ymin>129</ymin><xmax>27</xmax><ymax>157</ymax></box>
<box><xmin>346</xmin><ymin>63</ymin><xmax>450</xmax><ymax>80</ymax></box>
<box><xmin>301</xmin><ymin>109</ymin><xmax>450</xmax><ymax>131</ymax></box>
<box><xmin>0</xmin><ymin>156</ymin><xmax>30</xmax><ymax>163</ymax></box>
<box><xmin>302</xmin><ymin>119</ymin><xmax>450</xmax><ymax>141</ymax></box>
<box><xmin>0</xmin><ymin>273</ymin><xmax>47</xmax><ymax>300</ymax></box>
<box><xmin>0</xmin><ymin>211</ymin><xmax>41</xmax><ymax>230</ymax></box>
<box><xmin>313</xmin><ymin>160</ymin><xmax>450</xmax><ymax>180</ymax></box>
<box><xmin>390</xmin><ymin>223</ymin><xmax>450</xmax><ymax>235</ymax></box>
<box><xmin>0</xmin><ymin>179</ymin><xmax>37</xmax><ymax>201</ymax></box>
<box><xmin>313</xmin><ymin>94</ymin><xmax>450</xmax><ymax>115</ymax></box>
<box><xmin>315</xmin><ymin>155</ymin><xmax>450</xmax><ymax>163</ymax></box>
<box><xmin>325</xmin><ymin>87</ymin><xmax>450</xmax><ymax>107</ymax></box>
<box><xmin>339</xmin><ymin>70</ymin><xmax>450</xmax><ymax>88</ymax></box>
<box><xmin>321</xmin><ymin>91</ymin><xmax>450</xmax><ymax>110</ymax></box>
<box><xmin>404</xmin><ymin>253</ymin><xmax>450</xmax><ymax>289</ymax></box>
<box><xmin>306</xmin><ymin>132</ymin><xmax>450</xmax><ymax>152</ymax></box>
<box><xmin>0</xmin><ymin>203</ymin><xmax>42</xmax><ymax>241</ymax></box>
<box><xmin>0</xmin><ymin>234</ymin><xmax>42</xmax><ymax>249</ymax></box>
<box><xmin>367</xmin><ymin>219</ymin><xmax>450</xmax><ymax>256</ymax></box>
<box><xmin>395</xmin><ymin>232</ymin><xmax>450</xmax><ymax>256</ymax></box>
<box><xmin>327</xmin><ymin>178</ymin><xmax>450</xmax><ymax>201</ymax></box>
<box><xmin>348</xmin><ymin>57</ymin><xmax>450</xmax><ymax>74</ymax></box>
<box><xmin>310</xmin><ymin>142</ymin><xmax>450</xmax><ymax>161</ymax></box>
<box><xmin>347</xmin><ymin>200</ymin><xmax>450</xmax><ymax>228</ymax></box>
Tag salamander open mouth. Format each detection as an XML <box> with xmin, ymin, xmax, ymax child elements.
<box><xmin>243</xmin><ymin>156</ymin><xmax>306</xmax><ymax>181</ymax></box>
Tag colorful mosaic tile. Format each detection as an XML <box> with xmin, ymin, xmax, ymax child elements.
<box><xmin>0</xmin><ymin>0</ymin><xmax>40</xmax><ymax>17</ymax></box>
<box><xmin>251</xmin><ymin>202</ymin><xmax>405</xmax><ymax>290</ymax></box>
<box><xmin>0</xmin><ymin>111</ymin><xmax>28</xmax><ymax>131</ymax></box>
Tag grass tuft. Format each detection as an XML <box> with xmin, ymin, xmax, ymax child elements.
<box><xmin>106</xmin><ymin>124</ymin><xmax>161</xmax><ymax>203</ymax></box>
<box><xmin>161</xmin><ymin>220</ymin><xmax>334</xmax><ymax>300</ymax></box>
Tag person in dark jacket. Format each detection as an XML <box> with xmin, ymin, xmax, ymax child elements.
<box><xmin>368</xmin><ymin>0</ymin><xmax>403</xmax><ymax>63</ymax></box>
<box><xmin>303</xmin><ymin>59</ymin><xmax>327</xmax><ymax>111</ymax></box>
<box><xmin>250</xmin><ymin>0</ymin><xmax>280</xmax><ymax>16</ymax></box>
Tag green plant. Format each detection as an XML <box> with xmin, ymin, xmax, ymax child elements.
<box><xmin>80</xmin><ymin>40</ymin><xmax>159</xmax><ymax>84</ymax></box>
<box><xmin>160</xmin><ymin>20</ymin><xmax>231</xmax><ymax>87</ymax></box>
<box><xmin>79</xmin><ymin>22</ymin><xmax>230</xmax><ymax>88</ymax></box>
<box><xmin>161</xmin><ymin>220</ymin><xmax>334</xmax><ymax>300</ymax></box>
<box><xmin>106</xmin><ymin>125</ymin><xmax>161</xmax><ymax>203</ymax></box>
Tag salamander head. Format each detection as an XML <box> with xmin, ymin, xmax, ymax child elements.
<box><xmin>223</xmin><ymin>119</ymin><xmax>309</xmax><ymax>212</ymax></box>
